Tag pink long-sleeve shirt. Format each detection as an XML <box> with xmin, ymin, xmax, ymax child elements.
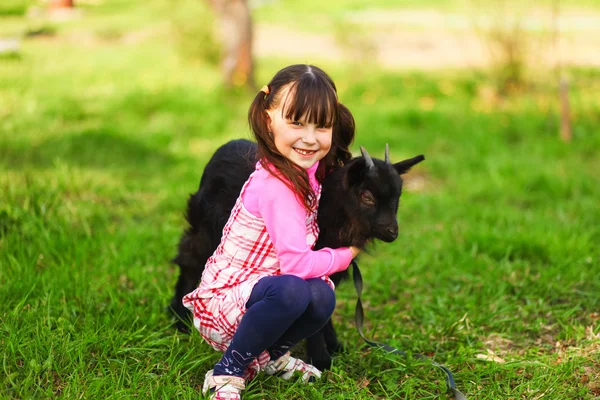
<box><xmin>241</xmin><ymin>161</ymin><xmax>353</xmax><ymax>279</ymax></box>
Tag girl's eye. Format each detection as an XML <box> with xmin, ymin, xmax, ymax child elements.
<box><xmin>292</xmin><ymin>121</ymin><xmax>303</xmax><ymax>126</ymax></box>
<box><xmin>361</xmin><ymin>191</ymin><xmax>376</xmax><ymax>206</ymax></box>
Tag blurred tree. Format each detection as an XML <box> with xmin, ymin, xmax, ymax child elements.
<box><xmin>49</xmin><ymin>0</ymin><xmax>74</xmax><ymax>8</ymax></box>
<box><xmin>205</xmin><ymin>0</ymin><xmax>255</xmax><ymax>89</ymax></box>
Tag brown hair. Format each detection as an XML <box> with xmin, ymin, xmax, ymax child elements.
<box><xmin>248</xmin><ymin>64</ymin><xmax>355</xmax><ymax>211</ymax></box>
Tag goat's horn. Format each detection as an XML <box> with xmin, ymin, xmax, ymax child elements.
<box><xmin>385</xmin><ymin>143</ymin><xmax>390</xmax><ymax>164</ymax></box>
<box><xmin>360</xmin><ymin>146</ymin><xmax>375</xmax><ymax>169</ymax></box>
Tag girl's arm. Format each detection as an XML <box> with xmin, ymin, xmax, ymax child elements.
<box><xmin>253</xmin><ymin>173</ymin><xmax>353</xmax><ymax>280</ymax></box>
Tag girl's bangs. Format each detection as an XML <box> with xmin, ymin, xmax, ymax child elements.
<box><xmin>282</xmin><ymin>80</ymin><xmax>337</xmax><ymax>128</ymax></box>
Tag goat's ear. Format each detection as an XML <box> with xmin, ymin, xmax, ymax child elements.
<box><xmin>393</xmin><ymin>155</ymin><xmax>425</xmax><ymax>175</ymax></box>
<box><xmin>343</xmin><ymin>159</ymin><xmax>368</xmax><ymax>189</ymax></box>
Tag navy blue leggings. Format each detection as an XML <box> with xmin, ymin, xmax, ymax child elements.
<box><xmin>213</xmin><ymin>275</ymin><xmax>336</xmax><ymax>377</ymax></box>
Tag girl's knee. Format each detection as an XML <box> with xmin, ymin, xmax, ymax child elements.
<box><xmin>271</xmin><ymin>275</ymin><xmax>312</xmax><ymax>313</ymax></box>
<box><xmin>307</xmin><ymin>279</ymin><xmax>336</xmax><ymax>319</ymax></box>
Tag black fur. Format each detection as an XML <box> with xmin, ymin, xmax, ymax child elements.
<box><xmin>170</xmin><ymin>139</ymin><xmax>424</xmax><ymax>371</ymax></box>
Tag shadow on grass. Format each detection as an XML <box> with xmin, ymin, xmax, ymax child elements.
<box><xmin>1</xmin><ymin>128</ymin><xmax>177</xmax><ymax>172</ymax></box>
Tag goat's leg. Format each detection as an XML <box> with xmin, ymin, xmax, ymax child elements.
<box><xmin>169</xmin><ymin>263</ymin><xmax>202</xmax><ymax>333</ymax></box>
<box><xmin>170</xmin><ymin>188</ymin><xmax>229</xmax><ymax>332</ymax></box>
<box><xmin>169</xmin><ymin>230</ymin><xmax>212</xmax><ymax>332</ymax></box>
<box><xmin>321</xmin><ymin>318</ymin><xmax>344</xmax><ymax>354</ymax></box>
<box><xmin>305</xmin><ymin>318</ymin><xmax>344</xmax><ymax>371</ymax></box>
<box><xmin>306</xmin><ymin>330</ymin><xmax>332</xmax><ymax>371</ymax></box>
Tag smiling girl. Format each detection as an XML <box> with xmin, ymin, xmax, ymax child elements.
<box><xmin>183</xmin><ymin>64</ymin><xmax>360</xmax><ymax>399</ymax></box>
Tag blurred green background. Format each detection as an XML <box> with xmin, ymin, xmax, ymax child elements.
<box><xmin>1</xmin><ymin>0</ymin><xmax>599</xmax><ymax>398</ymax></box>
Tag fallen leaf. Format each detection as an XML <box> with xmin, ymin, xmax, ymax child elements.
<box><xmin>475</xmin><ymin>349</ymin><xmax>506</xmax><ymax>363</ymax></box>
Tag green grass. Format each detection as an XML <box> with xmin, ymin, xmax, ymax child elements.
<box><xmin>1</xmin><ymin>1</ymin><xmax>600</xmax><ymax>399</ymax></box>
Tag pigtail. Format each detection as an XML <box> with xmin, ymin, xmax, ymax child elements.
<box><xmin>334</xmin><ymin>102</ymin><xmax>355</xmax><ymax>164</ymax></box>
<box><xmin>249</xmin><ymin>88</ymin><xmax>278</xmax><ymax>163</ymax></box>
<box><xmin>316</xmin><ymin>101</ymin><xmax>355</xmax><ymax>183</ymax></box>
<box><xmin>248</xmin><ymin>90</ymin><xmax>270</xmax><ymax>141</ymax></box>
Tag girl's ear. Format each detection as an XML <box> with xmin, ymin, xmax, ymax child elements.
<box><xmin>265</xmin><ymin>110</ymin><xmax>273</xmax><ymax>133</ymax></box>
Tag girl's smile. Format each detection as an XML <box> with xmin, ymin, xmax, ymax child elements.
<box><xmin>293</xmin><ymin>148</ymin><xmax>318</xmax><ymax>157</ymax></box>
<box><xmin>271</xmin><ymin>122</ymin><xmax>331</xmax><ymax>169</ymax></box>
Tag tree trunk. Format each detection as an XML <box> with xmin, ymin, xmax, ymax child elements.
<box><xmin>206</xmin><ymin>0</ymin><xmax>255</xmax><ymax>89</ymax></box>
<box><xmin>552</xmin><ymin>0</ymin><xmax>572</xmax><ymax>143</ymax></box>
<box><xmin>559</xmin><ymin>76</ymin><xmax>572</xmax><ymax>143</ymax></box>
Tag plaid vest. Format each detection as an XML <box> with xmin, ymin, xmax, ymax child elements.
<box><xmin>183</xmin><ymin>163</ymin><xmax>330</xmax><ymax>379</ymax></box>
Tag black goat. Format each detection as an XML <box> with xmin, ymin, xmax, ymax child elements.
<box><xmin>170</xmin><ymin>139</ymin><xmax>424</xmax><ymax>371</ymax></box>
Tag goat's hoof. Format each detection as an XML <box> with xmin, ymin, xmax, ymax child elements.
<box><xmin>174</xmin><ymin>320</ymin><xmax>191</xmax><ymax>334</ymax></box>
<box><xmin>311</xmin><ymin>358</ymin><xmax>332</xmax><ymax>371</ymax></box>
<box><xmin>166</xmin><ymin>306</ymin><xmax>192</xmax><ymax>334</ymax></box>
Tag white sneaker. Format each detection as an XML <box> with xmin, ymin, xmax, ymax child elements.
<box><xmin>202</xmin><ymin>370</ymin><xmax>245</xmax><ymax>400</ymax></box>
<box><xmin>263</xmin><ymin>352</ymin><xmax>322</xmax><ymax>383</ymax></box>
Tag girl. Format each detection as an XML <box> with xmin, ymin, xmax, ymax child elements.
<box><xmin>183</xmin><ymin>64</ymin><xmax>360</xmax><ymax>400</ymax></box>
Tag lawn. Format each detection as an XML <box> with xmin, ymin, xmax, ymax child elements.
<box><xmin>1</xmin><ymin>1</ymin><xmax>599</xmax><ymax>399</ymax></box>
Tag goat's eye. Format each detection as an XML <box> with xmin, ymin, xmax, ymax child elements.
<box><xmin>361</xmin><ymin>191</ymin><xmax>376</xmax><ymax>206</ymax></box>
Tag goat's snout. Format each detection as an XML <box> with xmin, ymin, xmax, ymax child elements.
<box><xmin>376</xmin><ymin>224</ymin><xmax>398</xmax><ymax>242</ymax></box>
<box><xmin>386</xmin><ymin>226</ymin><xmax>398</xmax><ymax>240</ymax></box>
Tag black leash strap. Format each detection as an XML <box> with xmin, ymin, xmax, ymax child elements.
<box><xmin>351</xmin><ymin>260</ymin><xmax>468</xmax><ymax>400</ymax></box>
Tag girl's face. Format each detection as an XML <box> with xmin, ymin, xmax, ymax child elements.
<box><xmin>266</xmin><ymin>87</ymin><xmax>333</xmax><ymax>170</ymax></box>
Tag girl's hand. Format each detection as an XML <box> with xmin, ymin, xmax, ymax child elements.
<box><xmin>349</xmin><ymin>246</ymin><xmax>361</xmax><ymax>258</ymax></box>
